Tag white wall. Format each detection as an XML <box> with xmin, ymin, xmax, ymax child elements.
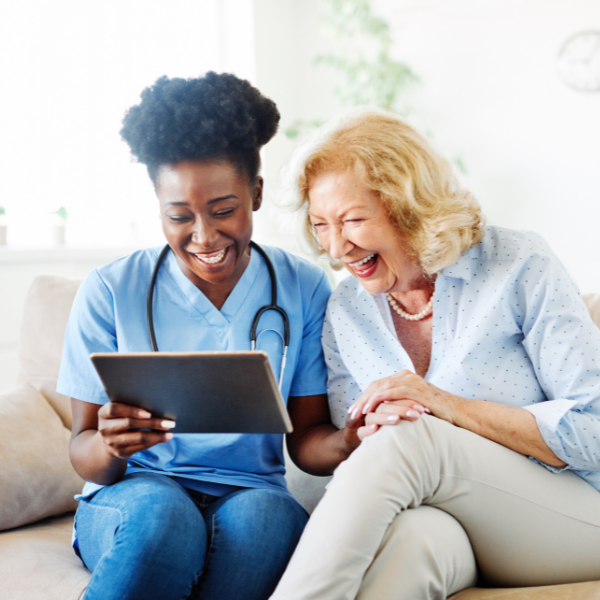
<box><xmin>254</xmin><ymin>0</ymin><xmax>600</xmax><ymax>292</ymax></box>
<box><xmin>0</xmin><ymin>0</ymin><xmax>257</xmax><ymax>393</ymax></box>
<box><xmin>381</xmin><ymin>0</ymin><xmax>600</xmax><ymax>292</ymax></box>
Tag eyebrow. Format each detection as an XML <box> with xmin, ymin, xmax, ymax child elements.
<box><xmin>309</xmin><ymin>204</ymin><xmax>365</xmax><ymax>220</ymax></box>
<box><xmin>166</xmin><ymin>195</ymin><xmax>238</xmax><ymax>207</ymax></box>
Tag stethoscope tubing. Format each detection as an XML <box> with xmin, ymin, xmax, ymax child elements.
<box><xmin>147</xmin><ymin>241</ymin><xmax>290</xmax><ymax>389</ymax></box>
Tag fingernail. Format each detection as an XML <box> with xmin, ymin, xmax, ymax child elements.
<box><xmin>424</xmin><ymin>408</ymin><xmax>432</xmax><ymax>414</ymax></box>
<box><xmin>161</xmin><ymin>420</ymin><xmax>176</xmax><ymax>428</ymax></box>
<box><xmin>165</xmin><ymin>432</ymin><xmax>173</xmax><ymax>440</ymax></box>
<box><xmin>406</xmin><ymin>410</ymin><xmax>420</xmax><ymax>418</ymax></box>
<box><xmin>351</xmin><ymin>407</ymin><xmax>360</xmax><ymax>420</ymax></box>
<box><xmin>369</xmin><ymin>424</ymin><xmax>377</xmax><ymax>431</ymax></box>
<box><xmin>412</xmin><ymin>405</ymin><xmax>425</xmax><ymax>413</ymax></box>
<box><xmin>139</xmin><ymin>411</ymin><xmax>152</xmax><ymax>419</ymax></box>
<box><xmin>347</xmin><ymin>405</ymin><xmax>354</xmax><ymax>414</ymax></box>
<box><xmin>362</xmin><ymin>404</ymin><xmax>370</xmax><ymax>415</ymax></box>
<box><xmin>387</xmin><ymin>415</ymin><xmax>399</xmax><ymax>423</ymax></box>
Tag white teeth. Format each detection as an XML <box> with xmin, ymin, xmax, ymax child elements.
<box><xmin>196</xmin><ymin>248</ymin><xmax>228</xmax><ymax>264</ymax></box>
<box><xmin>350</xmin><ymin>253</ymin><xmax>376</xmax><ymax>268</ymax></box>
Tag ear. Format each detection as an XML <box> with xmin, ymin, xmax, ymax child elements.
<box><xmin>252</xmin><ymin>176</ymin><xmax>264</xmax><ymax>211</ymax></box>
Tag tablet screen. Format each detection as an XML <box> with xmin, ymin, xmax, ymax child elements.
<box><xmin>90</xmin><ymin>352</ymin><xmax>292</xmax><ymax>434</ymax></box>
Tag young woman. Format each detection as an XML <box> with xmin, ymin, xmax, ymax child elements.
<box><xmin>56</xmin><ymin>73</ymin><xmax>335</xmax><ymax>600</ymax></box>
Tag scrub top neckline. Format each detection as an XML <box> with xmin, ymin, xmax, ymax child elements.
<box><xmin>161</xmin><ymin>246</ymin><xmax>262</xmax><ymax>329</ymax></box>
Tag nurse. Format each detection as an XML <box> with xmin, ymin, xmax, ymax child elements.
<box><xmin>57</xmin><ymin>73</ymin><xmax>333</xmax><ymax>600</ymax></box>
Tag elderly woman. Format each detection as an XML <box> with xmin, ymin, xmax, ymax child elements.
<box><xmin>271</xmin><ymin>108</ymin><xmax>600</xmax><ymax>600</ymax></box>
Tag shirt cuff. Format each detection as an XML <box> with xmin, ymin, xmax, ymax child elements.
<box><xmin>523</xmin><ymin>399</ymin><xmax>577</xmax><ymax>472</ymax></box>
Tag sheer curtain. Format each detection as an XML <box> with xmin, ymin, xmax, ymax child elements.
<box><xmin>0</xmin><ymin>0</ymin><xmax>255</xmax><ymax>249</ymax></box>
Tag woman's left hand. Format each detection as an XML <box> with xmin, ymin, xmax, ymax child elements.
<box><xmin>348</xmin><ymin>370</ymin><xmax>463</xmax><ymax>426</ymax></box>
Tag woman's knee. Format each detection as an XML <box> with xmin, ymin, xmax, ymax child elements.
<box><xmin>350</xmin><ymin>414</ymin><xmax>456</xmax><ymax>469</ymax></box>
<box><xmin>85</xmin><ymin>473</ymin><xmax>205</xmax><ymax>551</ymax></box>
<box><xmin>358</xmin><ymin>507</ymin><xmax>477</xmax><ymax>600</ymax></box>
<box><xmin>210</xmin><ymin>488</ymin><xmax>308</xmax><ymax>554</ymax></box>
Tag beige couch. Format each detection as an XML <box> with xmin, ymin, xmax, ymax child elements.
<box><xmin>1</xmin><ymin>275</ymin><xmax>599</xmax><ymax>600</ymax></box>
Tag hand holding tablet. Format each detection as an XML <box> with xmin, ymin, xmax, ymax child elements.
<box><xmin>91</xmin><ymin>352</ymin><xmax>293</xmax><ymax>434</ymax></box>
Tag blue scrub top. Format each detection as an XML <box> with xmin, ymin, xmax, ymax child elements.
<box><xmin>57</xmin><ymin>244</ymin><xmax>331</xmax><ymax>498</ymax></box>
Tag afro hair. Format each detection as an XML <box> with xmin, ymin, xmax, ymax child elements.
<box><xmin>120</xmin><ymin>72</ymin><xmax>280</xmax><ymax>184</ymax></box>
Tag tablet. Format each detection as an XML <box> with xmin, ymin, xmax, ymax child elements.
<box><xmin>90</xmin><ymin>352</ymin><xmax>293</xmax><ymax>434</ymax></box>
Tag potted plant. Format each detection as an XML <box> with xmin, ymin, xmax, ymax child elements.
<box><xmin>52</xmin><ymin>206</ymin><xmax>68</xmax><ymax>245</ymax></box>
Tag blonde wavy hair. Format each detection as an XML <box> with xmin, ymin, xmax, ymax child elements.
<box><xmin>280</xmin><ymin>107</ymin><xmax>485</xmax><ymax>275</ymax></box>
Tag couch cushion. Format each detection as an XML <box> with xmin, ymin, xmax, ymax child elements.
<box><xmin>283</xmin><ymin>444</ymin><xmax>330</xmax><ymax>513</ymax></box>
<box><xmin>17</xmin><ymin>275</ymin><xmax>82</xmax><ymax>429</ymax></box>
<box><xmin>0</xmin><ymin>383</ymin><xmax>84</xmax><ymax>531</ymax></box>
<box><xmin>449</xmin><ymin>581</ymin><xmax>600</xmax><ymax>599</ymax></box>
<box><xmin>0</xmin><ymin>513</ymin><xmax>89</xmax><ymax>600</ymax></box>
<box><xmin>582</xmin><ymin>293</ymin><xmax>600</xmax><ymax>331</ymax></box>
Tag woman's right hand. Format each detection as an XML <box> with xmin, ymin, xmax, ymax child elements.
<box><xmin>341</xmin><ymin>410</ymin><xmax>365</xmax><ymax>452</ymax></box>
<box><xmin>353</xmin><ymin>399</ymin><xmax>426</xmax><ymax>441</ymax></box>
<box><xmin>97</xmin><ymin>401</ymin><xmax>175</xmax><ymax>459</ymax></box>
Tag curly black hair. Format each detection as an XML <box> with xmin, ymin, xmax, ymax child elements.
<box><xmin>120</xmin><ymin>72</ymin><xmax>280</xmax><ymax>185</ymax></box>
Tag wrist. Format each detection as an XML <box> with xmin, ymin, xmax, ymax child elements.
<box><xmin>338</xmin><ymin>428</ymin><xmax>359</xmax><ymax>461</ymax></box>
<box><xmin>95</xmin><ymin>431</ymin><xmax>128</xmax><ymax>464</ymax></box>
<box><xmin>446</xmin><ymin>392</ymin><xmax>467</xmax><ymax>427</ymax></box>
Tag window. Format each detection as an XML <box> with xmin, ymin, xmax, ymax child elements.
<box><xmin>0</xmin><ymin>0</ymin><xmax>255</xmax><ymax>248</ymax></box>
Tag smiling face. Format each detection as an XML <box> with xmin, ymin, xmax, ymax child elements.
<box><xmin>156</xmin><ymin>159</ymin><xmax>262</xmax><ymax>308</ymax></box>
<box><xmin>308</xmin><ymin>171</ymin><xmax>424</xmax><ymax>295</ymax></box>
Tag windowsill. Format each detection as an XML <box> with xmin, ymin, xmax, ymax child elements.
<box><xmin>0</xmin><ymin>245</ymin><xmax>139</xmax><ymax>265</ymax></box>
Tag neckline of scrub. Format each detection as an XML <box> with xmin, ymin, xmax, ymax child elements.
<box><xmin>161</xmin><ymin>245</ymin><xmax>262</xmax><ymax>328</ymax></box>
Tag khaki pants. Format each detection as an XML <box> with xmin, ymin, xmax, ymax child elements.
<box><xmin>271</xmin><ymin>415</ymin><xmax>600</xmax><ymax>600</ymax></box>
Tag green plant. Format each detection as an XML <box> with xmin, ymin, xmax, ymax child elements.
<box><xmin>284</xmin><ymin>0</ymin><xmax>467</xmax><ymax>174</ymax></box>
<box><xmin>54</xmin><ymin>206</ymin><xmax>68</xmax><ymax>220</ymax></box>
<box><xmin>0</xmin><ymin>206</ymin><xmax>5</xmax><ymax>216</ymax></box>
<box><xmin>285</xmin><ymin>0</ymin><xmax>418</xmax><ymax>140</ymax></box>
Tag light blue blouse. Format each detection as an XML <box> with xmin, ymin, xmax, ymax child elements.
<box><xmin>57</xmin><ymin>244</ymin><xmax>331</xmax><ymax>499</ymax></box>
<box><xmin>324</xmin><ymin>226</ymin><xmax>600</xmax><ymax>492</ymax></box>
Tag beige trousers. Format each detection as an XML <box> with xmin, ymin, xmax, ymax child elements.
<box><xmin>271</xmin><ymin>415</ymin><xmax>600</xmax><ymax>600</ymax></box>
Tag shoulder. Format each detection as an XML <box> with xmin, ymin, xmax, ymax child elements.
<box><xmin>76</xmin><ymin>247</ymin><xmax>162</xmax><ymax>304</ymax></box>
<box><xmin>470</xmin><ymin>226</ymin><xmax>578</xmax><ymax>299</ymax></box>
<box><xmin>93</xmin><ymin>247</ymin><xmax>162</xmax><ymax>288</ymax></box>
<box><xmin>474</xmin><ymin>226</ymin><xmax>552</xmax><ymax>262</ymax></box>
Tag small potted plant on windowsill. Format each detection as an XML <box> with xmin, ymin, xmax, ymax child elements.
<box><xmin>52</xmin><ymin>206</ymin><xmax>68</xmax><ymax>245</ymax></box>
<box><xmin>0</xmin><ymin>206</ymin><xmax>7</xmax><ymax>246</ymax></box>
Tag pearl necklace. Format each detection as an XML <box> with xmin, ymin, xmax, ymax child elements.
<box><xmin>386</xmin><ymin>293</ymin><xmax>434</xmax><ymax>321</ymax></box>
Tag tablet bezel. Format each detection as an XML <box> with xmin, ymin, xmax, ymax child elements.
<box><xmin>90</xmin><ymin>351</ymin><xmax>293</xmax><ymax>434</ymax></box>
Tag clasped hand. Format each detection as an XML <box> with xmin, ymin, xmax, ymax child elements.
<box><xmin>346</xmin><ymin>370</ymin><xmax>460</xmax><ymax>441</ymax></box>
<box><xmin>97</xmin><ymin>402</ymin><xmax>176</xmax><ymax>459</ymax></box>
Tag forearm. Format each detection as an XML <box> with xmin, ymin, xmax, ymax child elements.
<box><xmin>288</xmin><ymin>424</ymin><xmax>355</xmax><ymax>477</ymax></box>
<box><xmin>451</xmin><ymin>397</ymin><xmax>567</xmax><ymax>467</ymax></box>
<box><xmin>70</xmin><ymin>429</ymin><xmax>128</xmax><ymax>485</ymax></box>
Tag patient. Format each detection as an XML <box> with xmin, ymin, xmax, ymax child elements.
<box><xmin>271</xmin><ymin>107</ymin><xmax>600</xmax><ymax>600</ymax></box>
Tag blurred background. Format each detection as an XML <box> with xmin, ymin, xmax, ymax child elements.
<box><xmin>0</xmin><ymin>0</ymin><xmax>599</xmax><ymax>389</ymax></box>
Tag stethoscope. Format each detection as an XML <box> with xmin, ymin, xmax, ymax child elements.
<box><xmin>146</xmin><ymin>241</ymin><xmax>290</xmax><ymax>389</ymax></box>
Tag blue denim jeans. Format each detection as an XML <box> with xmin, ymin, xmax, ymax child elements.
<box><xmin>75</xmin><ymin>472</ymin><xmax>308</xmax><ymax>600</ymax></box>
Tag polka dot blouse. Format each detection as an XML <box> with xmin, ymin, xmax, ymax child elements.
<box><xmin>322</xmin><ymin>225</ymin><xmax>600</xmax><ymax>492</ymax></box>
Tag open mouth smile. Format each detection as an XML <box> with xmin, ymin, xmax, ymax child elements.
<box><xmin>349</xmin><ymin>253</ymin><xmax>377</xmax><ymax>268</ymax></box>
<box><xmin>191</xmin><ymin>246</ymin><xmax>230</xmax><ymax>265</ymax></box>
<box><xmin>347</xmin><ymin>253</ymin><xmax>379</xmax><ymax>277</ymax></box>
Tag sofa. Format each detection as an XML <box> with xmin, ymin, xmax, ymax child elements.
<box><xmin>1</xmin><ymin>274</ymin><xmax>599</xmax><ymax>600</ymax></box>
